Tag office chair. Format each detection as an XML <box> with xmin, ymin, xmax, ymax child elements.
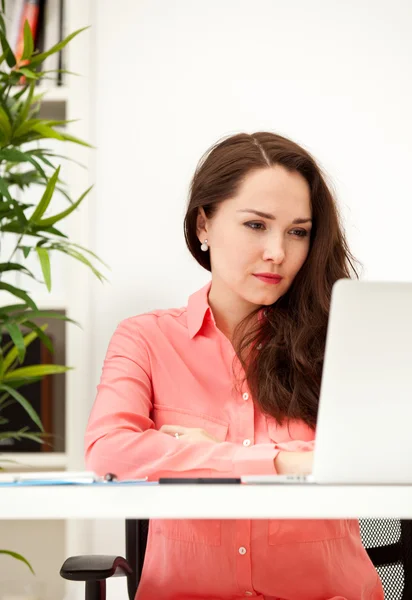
<box><xmin>61</xmin><ymin>518</ymin><xmax>412</xmax><ymax>600</ymax></box>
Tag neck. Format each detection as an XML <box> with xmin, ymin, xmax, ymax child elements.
<box><xmin>207</xmin><ymin>279</ymin><xmax>258</xmax><ymax>342</ymax></box>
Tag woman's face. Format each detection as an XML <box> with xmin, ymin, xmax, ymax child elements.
<box><xmin>197</xmin><ymin>165</ymin><xmax>312</xmax><ymax>309</ymax></box>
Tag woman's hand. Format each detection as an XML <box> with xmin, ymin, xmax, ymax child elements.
<box><xmin>159</xmin><ymin>424</ymin><xmax>221</xmax><ymax>444</ymax></box>
<box><xmin>274</xmin><ymin>451</ymin><xmax>314</xmax><ymax>475</ymax></box>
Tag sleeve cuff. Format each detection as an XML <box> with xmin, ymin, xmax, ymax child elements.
<box><xmin>273</xmin><ymin>440</ymin><xmax>315</xmax><ymax>452</ymax></box>
<box><xmin>232</xmin><ymin>444</ymin><xmax>280</xmax><ymax>476</ymax></box>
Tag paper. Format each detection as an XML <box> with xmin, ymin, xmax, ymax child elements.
<box><xmin>0</xmin><ymin>471</ymin><xmax>97</xmax><ymax>484</ymax></box>
<box><xmin>0</xmin><ymin>471</ymin><xmax>153</xmax><ymax>486</ymax></box>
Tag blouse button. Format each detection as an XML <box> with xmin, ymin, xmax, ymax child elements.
<box><xmin>243</xmin><ymin>439</ymin><xmax>251</xmax><ymax>447</ymax></box>
<box><xmin>242</xmin><ymin>392</ymin><xmax>249</xmax><ymax>401</ymax></box>
<box><xmin>245</xmin><ymin>593</ymin><xmax>253</xmax><ymax>597</ymax></box>
<box><xmin>238</xmin><ymin>546</ymin><xmax>247</xmax><ymax>555</ymax></box>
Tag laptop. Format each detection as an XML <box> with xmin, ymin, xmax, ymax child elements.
<box><xmin>242</xmin><ymin>279</ymin><xmax>412</xmax><ymax>485</ymax></box>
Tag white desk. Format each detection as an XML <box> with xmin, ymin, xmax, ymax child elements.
<box><xmin>1</xmin><ymin>484</ymin><xmax>412</xmax><ymax>520</ymax></box>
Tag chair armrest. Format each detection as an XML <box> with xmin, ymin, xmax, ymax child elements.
<box><xmin>60</xmin><ymin>555</ymin><xmax>132</xmax><ymax>582</ymax></box>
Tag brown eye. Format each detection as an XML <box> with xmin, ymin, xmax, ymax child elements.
<box><xmin>245</xmin><ymin>222</ymin><xmax>265</xmax><ymax>231</ymax></box>
<box><xmin>290</xmin><ymin>229</ymin><xmax>309</xmax><ymax>238</ymax></box>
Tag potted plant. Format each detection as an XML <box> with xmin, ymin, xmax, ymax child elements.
<box><xmin>0</xmin><ymin>1</ymin><xmax>106</xmax><ymax>574</ymax></box>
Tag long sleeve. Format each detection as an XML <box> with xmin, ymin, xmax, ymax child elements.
<box><xmin>274</xmin><ymin>440</ymin><xmax>315</xmax><ymax>452</ymax></box>
<box><xmin>85</xmin><ymin>319</ymin><xmax>280</xmax><ymax>480</ymax></box>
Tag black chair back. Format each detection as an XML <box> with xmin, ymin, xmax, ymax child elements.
<box><xmin>125</xmin><ymin>519</ymin><xmax>149</xmax><ymax>600</ymax></box>
<box><xmin>360</xmin><ymin>519</ymin><xmax>412</xmax><ymax>599</ymax></box>
<box><xmin>125</xmin><ymin>518</ymin><xmax>412</xmax><ymax>600</ymax></box>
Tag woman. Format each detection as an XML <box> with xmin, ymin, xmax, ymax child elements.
<box><xmin>85</xmin><ymin>132</ymin><xmax>384</xmax><ymax>600</ymax></box>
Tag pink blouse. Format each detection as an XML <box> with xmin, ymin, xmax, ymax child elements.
<box><xmin>85</xmin><ymin>282</ymin><xmax>384</xmax><ymax>600</ymax></box>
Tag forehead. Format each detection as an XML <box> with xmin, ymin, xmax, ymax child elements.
<box><xmin>230</xmin><ymin>165</ymin><xmax>311</xmax><ymax>210</ymax></box>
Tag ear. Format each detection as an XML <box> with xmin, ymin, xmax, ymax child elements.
<box><xmin>196</xmin><ymin>207</ymin><xmax>208</xmax><ymax>239</ymax></box>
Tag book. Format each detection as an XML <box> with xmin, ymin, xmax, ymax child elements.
<box><xmin>42</xmin><ymin>0</ymin><xmax>61</xmax><ymax>84</ymax></box>
<box><xmin>14</xmin><ymin>0</ymin><xmax>43</xmax><ymax>84</ymax></box>
<box><xmin>6</xmin><ymin>0</ymin><xmax>25</xmax><ymax>53</ymax></box>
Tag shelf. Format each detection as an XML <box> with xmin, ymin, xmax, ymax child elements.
<box><xmin>37</xmin><ymin>86</ymin><xmax>69</xmax><ymax>103</ymax></box>
<box><xmin>0</xmin><ymin>452</ymin><xmax>67</xmax><ymax>471</ymax></box>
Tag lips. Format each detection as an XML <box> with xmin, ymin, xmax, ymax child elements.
<box><xmin>254</xmin><ymin>273</ymin><xmax>282</xmax><ymax>280</ymax></box>
<box><xmin>253</xmin><ymin>274</ymin><xmax>283</xmax><ymax>285</ymax></box>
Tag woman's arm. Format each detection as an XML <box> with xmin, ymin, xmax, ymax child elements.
<box><xmin>85</xmin><ymin>318</ymin><xmax>281</xmax><ymax>481</ymax></box>
<box><xmin>274</xmin><ymin>450</ymin><xmax>314</xmax><ymax>475</ymax></box>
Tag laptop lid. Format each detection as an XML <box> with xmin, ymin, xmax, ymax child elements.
<box><xmin>313</xmin><ymin>279</ymin><xmax>412</xmax><ymax>484</ymax></box>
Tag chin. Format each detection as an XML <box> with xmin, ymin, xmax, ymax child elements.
<box><xmin>244</xmin><ymin>291</ymin><xmax>281</xmax><ymax>308</ymax></box>
<box><xmin>261</xmin><ymin>294</ymin><xmax>282</xmax><ymax>306</ymax></box>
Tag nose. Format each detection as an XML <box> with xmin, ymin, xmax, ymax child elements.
<box><xmin>262</xmin><ymin>236</ymin><xmax>285</xmax><ymax>264</ymax></box>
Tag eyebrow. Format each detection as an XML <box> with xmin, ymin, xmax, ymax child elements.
<box><xmin>237</xmin><ymin>209</ymin><xmax>312</xmax><ymax>225</ymax></box>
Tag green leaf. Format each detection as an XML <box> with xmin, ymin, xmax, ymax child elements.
<box><xmin>28</xmin><ymin>26</ymin><xmax>90</xmax><ymax>66</ymax></box>
<box><xmin>26</xmin><ymin>149</ymin><xmax>55</xmax><ymax>169</ymax></box>
<box><xmin>37</xmin><ymin>184</ymin><xmax>91</xmax><ymax>227</ymax></box>
<box><xmin>29</xmin><ymin>165</ymin><xmax>60</xmax><ymax>224</ymax></box>
<box><xmin>56</xmin><ymin>245</ymin><xmax>106</xmax><ymax>282</ymax></box>
<box><xmin>0</xmin><ymin>303</ymin><xmax>27</xmax><ymax>315</ymax></box>
<box><xmin>0</xmin><ymin>146</ymin><xmax>47</xmax><ymax>180</ymax></box>
<box><xmin>59</xmin><ymin>131</ymin><xmax>93</xmax><ymax>148</ymax></box>
<box><xmin>0</xmin><ymin>263</ymin><xmax>35</xmax><ymax>279</ymax></box>
<box><xmin>3</xmin><ymin>322</ymin><xmax>25</xmax><ymax>363</ymax></box>
<box><xmin>0</xmin><ymin>376</ymin><xmax>42</xmax><ymax>393</ymax></box>
<box><xmin>0</xmin><ymin>283</ymin><xmax>37</xmax><ymax>310</ymax></box>
<box><xmin>21</xmin><ymin>20</ymin><xmax>34</xmax><ymax>61</ymax></box>
<box><xmin>16</xmin><ymin>80</ymin><xmax>36</xmax><ymax>127</ymax></box>
<box><xmin>30</xmin><ymin>122</ymin><xmax>65</xmax><ymax>140</ymax></box>
<box><xmin>14</xmin><ymin>67</ymin><xmax>37</xmax><ymax>79</ymax></box>
<box><xmin>3</xmin><ymin>364</ymin><xmax>70</xmax><ymax>381</ymax></box>
<box><xmin>0</xmin><ymin>30</ymin><xmax>16</xmax><ymax>68</ymax></box>
<box><xmin>0</xmin><ymin>551</ymin><xmax>35</xmax><ymax>574</ymax></box>
<box><xmin>0</xmin><ymin>384</ymin><xmax>44</xmax><ymax>430</ymax></box>
<box><xmin>35</xmin><ymin>150</ymin><xmax>87</xmax><ymax>170</ymax></box>
<box><xmin>2</xmin><ymin>169</ymin><xmax>40</xmax><ymax>189</ymax></box>
<box><xmin>0</xmin><ymin>176</ymin><xmax>12</xmax><ymax>201</ymax></box>
<box><xmin>23</xmin><ymin>321</ymin><xmax>54</xmax><ymax>354</ymax></box>
<box><xmin>0</xmin><ymin>429</ymin><xmax>43</xmax><ymax>443</ymax></box>
<box><xmin>1</xmin><ymin>325</ymin><xmax>48</xmax><ymax>375</ymax></box>
<box><xmin>12</xmin><ymin>310</ymin><xmax>79</xmax><ymax>328</ymax></box>
<box><xmin>0</xmin><ymin>428</ymin><xmax>47</xmax><ymax>444</ymax></box>
<box><xmin>66</xmin><ymin>241</ymin><xmax>110</xmax><ymax>269</ymax></box>
<box><xmin>10</xmin><ymin>84</ymin><xmax>29</xmax><ymax>101</ymax></box>
<box><xmin>0</xmin><ymin>147</ymin><xmax>43</xmax><ymax>163</ymax></box>
<box><xmin>42</xmin><ymin>68</ymin><xmax>79</xmax><ymax>77</ymax></box>
<box><xmin>0</xmin><ymin>104</ymin><xmax>12</xmax><ymax>145</ymax></box>
<box><xmin>36</xmin><ymin>246</ymin><xmax>51</xmax><ymax>291</ymax></box>
<box><xmin>39</xmin><ymin>224</ymin><xmax>68</xmax><ymax>238</ymax></box>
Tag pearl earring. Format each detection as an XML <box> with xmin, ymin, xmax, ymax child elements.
<box><xmin>200</xmin><ymin>239</ymin><xmax>209</xmax><ymax>252</ymax></box>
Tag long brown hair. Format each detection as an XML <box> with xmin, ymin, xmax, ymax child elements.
<box><xmin>184</xmin><ymin>132</ymin><xmax>360</xmax><ymax>429</ymax></box>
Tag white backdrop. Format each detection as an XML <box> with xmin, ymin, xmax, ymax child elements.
<box><xmin>86</xmin><ymin>0</ymin><xmax>412</xmax><ymax>596</ymax></box>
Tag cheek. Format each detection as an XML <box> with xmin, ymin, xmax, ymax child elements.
<box><xmin>289</xmin><ymin>243</ymin><xmax>310</xmax><ymax>274</ymax></box>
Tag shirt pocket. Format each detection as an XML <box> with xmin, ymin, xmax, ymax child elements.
<box><xmin>268</xmin><ymin>518</ymin><xmax>348</xmax><ymax>545</ymax></box>
<box><xmin>153</xmin><ymin>518</ymin><xmax>222</xmax><ymax>546</ymax></box>
<box><xmin>152</xmin><ymin>404</ymin><xmax>229</xmax><ymax>442</ymax></box>
<box><xmin>152</xmin><ymin>405</ymin><xmax>228</xmax><ymax>546</ymax></box>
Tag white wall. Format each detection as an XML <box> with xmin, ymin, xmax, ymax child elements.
<box><xmin>87</xmin><ymin>0</ymin><xmax>412</xmax><ymax>595</ymax></box>
<box><xmin>0</xmin><ymin>521</ymin><xmax>65</xmax><ymax>600</ymax></box>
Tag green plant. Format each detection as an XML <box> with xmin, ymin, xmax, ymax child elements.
<box><xmin>0</xmin><ymin>1</ymin><xmax>106</xmax><ymax>573</ymax></box>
